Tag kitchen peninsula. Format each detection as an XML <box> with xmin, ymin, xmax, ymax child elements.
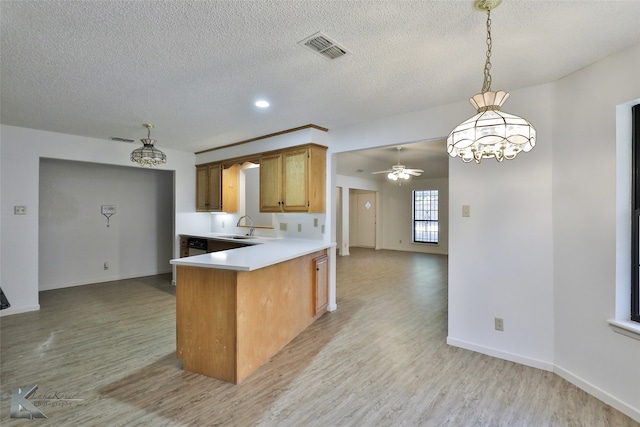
<box><xmin>170</xmin><ymin>235</ymin><xmax>334</xmax><ymax>383</ymax></box>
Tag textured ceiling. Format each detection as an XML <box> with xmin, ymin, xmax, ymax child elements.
<box><xmin>2</xmin><ymin>0</ymin><xmax>640</xmax><ymax>162</ymax></box>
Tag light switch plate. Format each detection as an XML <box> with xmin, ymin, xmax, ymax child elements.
<box><xmin>462</xmin><ymin>205</ymin><xmax>471</xmax><ymax>217</ymax></box>
<box><xmin>280</xmin><ymin>223</ymin><xmax>287</xmax><ymax>231</ymax></box>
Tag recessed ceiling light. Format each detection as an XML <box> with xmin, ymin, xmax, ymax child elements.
<box><xmin>255</xmin><ymin>100</ymin><xmax>270</xmax><ymax>108</ymax></box>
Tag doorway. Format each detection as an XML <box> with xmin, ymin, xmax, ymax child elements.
<box><xmin>349</xmin><ymin>190</ymin><xmax>376</xmax><ymax>248</ymax></box>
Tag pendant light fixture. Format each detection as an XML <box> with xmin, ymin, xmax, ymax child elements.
<box><xmin>130</xmin><ymin>123</ymin><xmax>167</xmax><ymax>167</ymax></box>
<box><xmin>447</xmin><ymin>0</ymin><xmax>535</xmax><ymax>163</ymax></box>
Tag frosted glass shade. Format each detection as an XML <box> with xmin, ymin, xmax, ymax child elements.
<box><xmin>447</xmin><ymin>91</ymin><xmax>536</xmax><ymax>163</ymax></box>
<box><xmin>130</xmin><ymin>138</ymin><xmax>167</xmax><ymax>167</ymax></box>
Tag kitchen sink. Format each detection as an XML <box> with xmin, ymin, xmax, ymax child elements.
<box><xmin>220</xmin><ymin>235</ymin><xmax>256</xmax><ymax>240</ymax></box>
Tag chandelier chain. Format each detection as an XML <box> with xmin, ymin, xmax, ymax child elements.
<box><xmin>482</xmin><ymin>9</ymin><xmax>493</xmax><ymax>93</ymax></box>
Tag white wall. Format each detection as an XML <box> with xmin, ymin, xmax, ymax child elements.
<box><xmin>0</xmin><ymin>125</ymin><xmax>204</xmax><ymax>315</ymax></box>
<box><xmin>448</xmin><ymin>81</ymin><xmax>555</xmax><ymax>370</ymax></box>
<box><xmin>39</xmin><ymin>159</ymin><xmax>173</xmax><ymax>290</ymax></box>
<box><xmin>552</xmin><ymin>44</ymin><xmax>640</xmax><ymax>418</ymax></box>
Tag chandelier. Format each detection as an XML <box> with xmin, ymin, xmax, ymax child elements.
<box><xmin>130</xmin><ymin>123</ymin><xmax>167</xmax><ymax>167</ymax></box>
<box><xmin>447</xmin><ymin>0</ymin><xmax>535</xmax><ymax>163</ymax></box>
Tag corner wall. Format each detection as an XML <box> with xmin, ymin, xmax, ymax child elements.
<box><xmin>552</xmin><ymin>44</ymin><xmax>640</xmax><ymax>419</ymax></box>
<box><xmin>446</xmin><ymin>81</ymin><xmax>556</xmax><ymax>370</ymax></box>
<box><xmin>0</xmin><ymin>125</ymin><xmax>204</xmax><ymax>315</ymax></box>
<box><xmin>38</xmin><ymin>159</ymin><xmax>173</xmax><ymax>290</ymax></box>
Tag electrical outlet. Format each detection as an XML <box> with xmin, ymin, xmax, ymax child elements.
<box><xmin>280</xmin><ymin>223</ymin><xmax>287</xmax><ymax>231</ymax></box>
<box><xmin>321</xmin><ymin>225</ymin><xmax>325</xmax><ymax>233</ymax></box>
<box><xmin>399</xmin><ymin>239</ymin><xmax>402</xmax><ymax>244</ymax></box>
<box><xmin>297</xmin><ymin>224</ymin><xmax>302</xmax><ymax>232</ymax></box>
<box><xmin>14</xmin><ymin>205</ymin><xmax>26</xmax><ymax>215</ymax></box>
<box><xmin>104</xmin><ymin>261</ymin><xmax>109</xmax><ymax>270</ymax></box>
<box><xmin>462</xmin><ymin>205</ymin><xmax>471</xmax><ymax>217</ymax></box>
<box><xmin>494</xmin><ymin>317</ymin><xmax>504</xmax><ymax>331</ymax></box>
<box><xmin>222</xmin><ymin>221</ymin><xmax>225</xmax><ymax>228</ymax></box>
<box><xmin>314</xmin><ymin>218</ymin><xmax>318</xmax><ymax>227</ymax></box>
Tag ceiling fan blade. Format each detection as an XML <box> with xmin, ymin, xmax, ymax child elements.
<box><xmin>406</xmin><ymin>170</ymin><xmax>423</xmax><ymax>176</ymax></box>
<box><xmin>371</xmin><ymin>170</ymin><xmax>393</xmax><ymax>174</ymax></box>
<box><xmin>405</xmin><ymin>168</ymin><xmax>424</xmax><ymax>173</ymax></box>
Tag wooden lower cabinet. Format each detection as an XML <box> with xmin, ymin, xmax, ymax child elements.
<box><xmin>179</xmin><ymin>236</ymin><xmax>189</xmax><ymax>258</ymax></box>
<box><xmin>176</xmin><ymin>250</ymin><xmax>327</xmax><ymax>384</ymax></box>
<box><xmin>314</xmin><ymin>255</ymin><xmax>328</xmax><ymax>316</ymax></box>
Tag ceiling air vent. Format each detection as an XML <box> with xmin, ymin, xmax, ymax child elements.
<box><xmin>298</xmin><ymin>32</ymin><xmax>348</xmax><ymax>60</ymax></box>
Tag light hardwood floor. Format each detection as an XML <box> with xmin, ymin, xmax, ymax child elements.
<box><xmin>1</xmin><ymin>248</ymin><xmax>638</xmax><ymax>426</ymax></box>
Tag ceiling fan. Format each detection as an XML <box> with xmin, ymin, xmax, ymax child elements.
<box><xmin>372</xmin><ymin>147</ymin><xmax>424</xmax><ymax>183</ymax></box>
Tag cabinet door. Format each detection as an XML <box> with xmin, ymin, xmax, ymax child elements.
<box><xmin>313</xmin><ymin>255</ymin><xmax>328</xmax><ymax>316</ymax></box>
<box><xmin>260</xmin><ymin>154</ymin><xmax>282</xmax><ymax>212</ymax></box>
<box><xmin>282</xmin><ymin>148</ymin><xmax>309</xmax><ymax>211</ymax></box>
<box><xmin>196</xmin><ymin>165</ymin><xmax>209</xmax><ymax>211</ymax></box>
<box><xmin>307</xmin><ymin>145</ymin><xmax>326</xmax><ymax>213</ymax></box>
<box><xmin>222</xmin><ymin>164</ymin><xmax>239</xmax><ymax>213</ymax></box>
<box><xmin>196</xmin><ymin>163</ymin><xmax>222</xmax><ymax>211</ymax></box>
<box><xmin>207</xmin><ymin>164</ymin><xmax>222</xmax><ymax>211</ymax></box>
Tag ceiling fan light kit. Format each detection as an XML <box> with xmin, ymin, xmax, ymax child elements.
<box><xmin>130</xmin><ymin>123</ymin><xmax>167</xmax><ymax>167</ymax></box>
<box><xmin>447</xmin><ymin>0</ymin><xmax>536</xmax><ymax>163</ymax></box>
<box><xmin>372</xmin><ymin>147</ymin><xmax>423</xmax><ymax>185</ymax></box>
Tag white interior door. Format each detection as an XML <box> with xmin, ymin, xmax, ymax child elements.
<box><xmin>354</xmin><ymin>191</ymin><xmax>376</xmax><ymax>248</ymax></box>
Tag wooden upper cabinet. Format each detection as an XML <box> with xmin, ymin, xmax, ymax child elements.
<box><xmin>196</xmin><ymin>163</ymin><xmax>221</xmax><ymax>211</ymax></box>
<box><xmin>282</xmin><ymin>148</ymin><xmax>309</xmax><ymax>211</ymax></box>
<box><xmin>259</xmin><ymin>144</ymin><xmax>326</xmax><ymax>213</ymax></box>
<box><xmin>196</xmin><ymin>163</ymin><xmax>238</xmax><ymax>212</ymax></box>
<box><xmin>222</xmin><ymin>164</ymin><xmax>239</xmax><ymax>213</ymax></box>
<box><xmin>259</xmin><ymin>154</ymin><xmax>282</xmax><ymax>212</ymax></box>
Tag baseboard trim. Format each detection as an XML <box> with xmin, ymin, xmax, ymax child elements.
<box><xmin>39</xmin><ymin>269</ymin><xmax>173</xmax><ymax>291</ymax></box>
<box><xmin>447</xmin><ymin>336</ymin><xmax>554</xmax><ymax>371</ymax></box>
<box><xmin>554</xmin><ymin>365</ymin><xmax>640</xmax><ymax>423</ymax></box>
<box><xmin>0</xmin><ymin>304</ymin><xmax>40</xmax><ymax>317</ymax></box>
<box><xmin>447</xmin><ymin>336</ymin><xmax>640</xmax><ymax>423</ymax></box>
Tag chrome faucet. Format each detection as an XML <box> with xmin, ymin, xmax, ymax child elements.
<box><xmin>236</xmin><ymin>215</ymin><xmax>255</xmax><ymax>236</ymax></box>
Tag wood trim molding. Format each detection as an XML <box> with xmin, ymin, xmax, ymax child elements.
<box><xmin>196</xmin><ymin>143</ymin><xmax>328</xmax><ymax>169</ymax></box>
<box><xmin>195</xmin><ymin>124</ymin><xmax>329</xmax><ymax>155</ymax></box>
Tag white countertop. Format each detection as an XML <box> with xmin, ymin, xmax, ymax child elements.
<box><xmin>170</xmin><ymin>233</ymin><xmax>335</xmax><ymax>271</ymax></box>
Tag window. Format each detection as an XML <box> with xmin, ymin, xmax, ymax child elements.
<box><xmin>632</xmin><ymin>104</ymin><xmax>639</xmax><ymax>322</ymax></box>
<box><xmin>413</xmin><ymin>190</ymin><xmax>438</xmax><ymax>244</ymax></box>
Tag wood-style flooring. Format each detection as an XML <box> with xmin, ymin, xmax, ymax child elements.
<box><xmin>1</xmin><ymin>248</ymin><xmax>638</xmax><ymax>426</ymax></box>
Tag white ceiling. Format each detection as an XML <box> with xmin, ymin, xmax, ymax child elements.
<box><xmin>2</xmin><ymin>0</ymin><xmax>640</xmax><ymax>174</ymax></box>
